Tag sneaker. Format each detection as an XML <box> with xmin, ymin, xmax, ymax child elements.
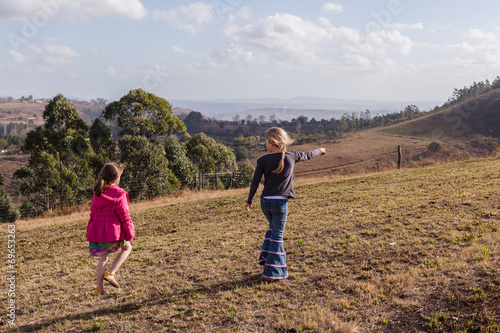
<box><xmin>103</xmin><ymin>271</ymin><xmax>120</xmax><ymax>288</ymax></box>
<box><xmin>94</xmin><ymin>288</ymin><xmax>105</xmax><ymax>296</ymax></box>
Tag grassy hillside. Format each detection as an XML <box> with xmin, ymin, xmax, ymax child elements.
<box><xmin>379</xmin><ymin>88</ymin><xmax>500</xmax><ymax>142</ymax></box>
<box><xmin>0</xmin><ymin>101</ymin><xmax>105</xmax><ymax>126</ymax></box>
<box><xmin>2</xmin><ymin>156</ymin><xmax>500</xmax><ymax>332</ymax></box>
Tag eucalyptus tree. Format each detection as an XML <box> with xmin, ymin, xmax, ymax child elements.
<box><xmin>88</xmin><ymin>118</ymin><xmax>116</xmax><ymax>174</ymax></box>
<box><xmin>163</xmin><ymin>136</ymin><xmax>198</xmax><ymax>188</ymax></box>
<box><xmin>118</xmin><ymin>135</ymin><xmax>180</xmax><ymax>199</ymax></box>
<box><xmin>14</xmin><ymin>94</ymin><xmax>94</xmax><ymax>212</ymax></box>
<box><xmin>186</xmin><ymin>133</ymin><xmax>236</xmax><ymax>174</ymax></box>
<box><xmin>102</xmin><ymin>88</ymin><xmax>185</xmax><ymax>139</ymax></box>
<box><xmin>103</xmin><ymin>89</ymin><xmax>187</xmax><ymax>199</ymax></box>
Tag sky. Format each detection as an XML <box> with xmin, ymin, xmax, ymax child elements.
<box><xmin>1</xmin><ymin>0</ymin><xmax>500</xmax><ymax>106</ymax></box>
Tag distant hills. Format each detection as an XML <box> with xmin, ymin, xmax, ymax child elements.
<box><xmin>170</xmin><ymin>96</ymin><xmax>443</xmax><ymax>121</ymax></box>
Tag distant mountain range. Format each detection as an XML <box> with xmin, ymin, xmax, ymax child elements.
<box><xmin>170</xmin><ymin>96</ymin><xmax>443</xmax><ymax>121</ymax></box>
<box><xmin>2</xmin><ymin>94</ymin><xmax>443</xmax><ymax>122</ymax></box>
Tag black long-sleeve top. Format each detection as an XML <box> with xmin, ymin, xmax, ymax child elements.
<box><xmin>246</xmin><ymin>149</ymin><xmax>323</xmax><ymax>204</ymax></box>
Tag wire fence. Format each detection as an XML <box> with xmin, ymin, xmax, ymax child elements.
<box><xmin>0</xmin><ymin>171</ymin><xmax>251</xmax><ymax>223</ymax></box>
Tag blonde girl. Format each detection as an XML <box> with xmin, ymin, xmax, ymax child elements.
<box><xmin>246</xmin><ymin>127</ymin><xmax>326</xmax><ymax>280</ymax></box>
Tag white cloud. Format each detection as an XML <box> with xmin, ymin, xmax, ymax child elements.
<box><xmin>227</xmin><ymin>6</ymin><xmax>251</xmax><ymax>24</ymax></box>
<box><xmin>340</xmin><ymin>53</ymin><xmax>372</xmax><ymax>67</ymax></box>
<box><xmin>0</xmin><ymin>1</ymin><xmax>40</xmax><ymax>20</ymax></box>
<box><xmin>225</xmin><ymin>13</ymin><xmax>333</xmax><ymax>64</ymax></box>
<box><xmin>66</xmin><ymin>0</ymin><xmax>147</xmax><ymax>20</ymax></box>
<box><xmin>8</xmin><ymin>49</ymin><xmax>27</xmax><ymax>63</ymax></box>
<box><xmin>40</xmin><ymin>45</ymin><xmax>78</xmax><ymax>64</ymax></box>
<box><xmin>390</xmin><ymin>22</ymin><xmax>424</xmax><ymax>30</ymax></box>
<box><xmin>15</xmin><ymin>40</ymin><xmax>79</xmax><ymax>65</ymax></box>
<box><xmin>322</xmin><ymin>2</ymin><xmax>343</xmax><ymax>14</ymax></box>
<box><xmin>153</xmin><ymin>2</ymin><xmax>214</xmax><ymax>35</ymax></box>
<box><xmin>225</xmin><ymin>12</ymin><xmax>413</xmax><ymax>67</ymax></box>
<box><xmin>466</xmin><ymin>28</ymin><xmax>498</xmax><ymax>43</ymax></box>
<box><xmin>0</xmin><ymin>0</ymin><xmax>147</xmax><ymax>21</ymax></box>
<box><xmin>443</xmin><ymin>42</ymin><xmax>476</xmax><ymax>53</ymax></box>
<box><xmin>92</xmin><ymin>49</ymin><xmax>114</xmax><ymax>59</ymax></box>
<box><xmin>173</xmin><ymin>43</ymin><xmax>267</xmax><ymax>73</ymax></box>
<box><xmin>209</xmin><ymin>43</ymin><xmax>268</xmax><ymax>67</ymax></box>
<box><xmin>172</xmin><ymin>46</ymin><xmax>186</xmax><ymax>54</ymax></box>
<box><xmin>373</xmin><ymin>30</ymin><xmax>413</xmax><ymax>55</ymax></box>
<box><xmin>105</xmin><ymin>66</ymin><xmax>117</xmax><ymax>76</ymax></box>
<box><xmin>441</xmin><ymin>28</ymin><xmax>500</xmax><ymax>55</ymax></box>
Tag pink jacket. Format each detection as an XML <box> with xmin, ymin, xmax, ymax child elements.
<box><xmin>86</xmin><ymin>185</ymin><xmax>135</xmax><ymax>243</ymax></box>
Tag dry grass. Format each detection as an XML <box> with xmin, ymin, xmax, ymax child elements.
<box><xmin>2</xmin><ymin>156</ymin><xmax>500</xmax><ymax>332</ymax></box>
<box><xmin>7</xmin><ymin>189</ymin><xmax>249</xmax><ymax>231</ymax></box>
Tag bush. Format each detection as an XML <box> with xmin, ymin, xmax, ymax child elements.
<box><xmin>19</xmin><ymin>200</ymin><xmax>41</xmax><ymax>219</ymax></box>
<box><xmin>235</xmin><ymin>160</ymin><xmax>255</xmax><ymax>188</ymax></box>
<box><xmin>0</xmin><ymin>191</ymin><xmax>20</xmax><ymax>222</ymax></box>
<box><xmin>428</xmin><ymin>141</ymin><xmax>443</xmax><ymax>152</ymax></box>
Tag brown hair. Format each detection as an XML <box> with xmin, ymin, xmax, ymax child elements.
<box><xmin>266</xmin><ymin>127</ymin><xmax>294</xmax><ymax>174</ymax></box>
<box><xmin>93</xmin><ymin>162</ymin><xmax>123</xmax><ymax>196</ymax></box>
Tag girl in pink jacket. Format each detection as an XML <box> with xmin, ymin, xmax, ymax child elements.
<box><xmin>87</xmin><ymin>162</ymin><xmax>135</xmax><ymax>295</ymax></box>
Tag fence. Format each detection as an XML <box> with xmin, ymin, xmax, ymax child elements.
<box><xmin>197</xmin><ymin>172</ymin><xmax>246</xmax><ymax>190</ymax></box>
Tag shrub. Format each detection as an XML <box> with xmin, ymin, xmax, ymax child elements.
<box><xmin>0</xmin><ymin>191</ymin><xmax>20</xmax><ymax>222</ymax></box>
<box><xmin>428</xmin><ymin>141</ymin><xmax>443</xmax><ymax>152</ymax></box>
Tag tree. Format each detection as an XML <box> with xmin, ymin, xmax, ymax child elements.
<box><xmin>14</xmin><ymin>94</ymin><xmax>95</xmax><ymax>212</ymax></box>
<box><xmin>102</xmin><ymin>89</ymin><xmax>186</xmax><ymax>139</ymax></box>
<box><xmin>235</xmin><ymin>160</ymin><xmax>255</xmax><ymax>188</ymax></box>
<box><xmin>89</xmin><ymin>118</ymin><xmax>116</xmax><ymax>158</ymax></box>
<box><xmin>186</xmin><ymin>133</ymin><xmax>236</xmax><ymax>173</ymax></box>
<box><xmin>88</xmin><ymin>118</ymin><xmax>117</xmax><ymax>176</ymax></box>
<box><xmin>0</xmin><ymin>137</ymin><xmax>7</xmax><ymax>150</ymax></box>
<box><xmin>0</xmin><ymin>191</ymin><xmax>20</xmax><ymax>222</ymax></box>
<box><xmin>164</xmin><ymin>136</ymin><xmax>198</xmax><ymax>188</ymax></box>
<box><xmin>184</xmin><ymin>111</ymin><xmax>204</xmax><ymax>125</ymax></box>
<box><xmin>234</xmin><ymin>146</ymin><xmax>249</xmax><ymax>161</ymax></box>
<box><xmin>403</xmin><ymin>105</ymin><xmax>420</xmax><ymax>120</ymax></box>
<box><xmin>118</xmin><ymin>135</ymin><xmax>180</xmax><ymax>200</ymax></box>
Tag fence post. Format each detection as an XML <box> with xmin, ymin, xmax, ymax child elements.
<box><xmin>398</xmin><ymin>145</ymin><xmax>402</xmax><ymax>169</ymax></box>
<box><xmin>214</xmin><ymin>174</ymin><xmax>218</xmax><ymax>190</ymax></box>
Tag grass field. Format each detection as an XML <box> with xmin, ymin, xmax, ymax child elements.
<box><xmin>1</xmin><ymin>155</ymin><xmax>500</xmax><ymax>332</ymax></box>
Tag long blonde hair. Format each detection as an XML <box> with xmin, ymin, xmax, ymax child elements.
<box><xmin>266</xmin><ymin>127</ymin><xmax>294</xmax><ymax>174</ymax></box>
<box><xmin>93</xmin><ymin>162</ymin><xmax>123</xmax><ymax>196</ymax></box>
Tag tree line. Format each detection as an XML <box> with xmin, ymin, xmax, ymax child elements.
<box><xmin>182</xmin><ymin>104</ymin><xmax>425</xmax><ymax>146</ymax></box>
<box><xmin>0</xmin><ymin>89</ymin><xmax>254</xmax><ymax>222</ymax></box>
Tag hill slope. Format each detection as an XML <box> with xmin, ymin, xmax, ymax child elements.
<box><xmin>379</xmin><ymin>88</ymin><xmax>500</xmax><ymax>142</ymax></box>
<box><xmin>2</xmin><ymin>156</ymin><xmax>500</xmax><ymax>332</ymax></box>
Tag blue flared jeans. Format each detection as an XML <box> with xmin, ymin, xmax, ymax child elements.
<box><xmin>259</xmin><ymin>197</ymin><xmax>289</xmax><ymax>279</ymax></box>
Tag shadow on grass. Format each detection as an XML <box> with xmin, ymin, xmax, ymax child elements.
<box><xmin>9</xmin><ymin>273</ymin><xmax>265</xmax><ymax>332</ymax></box>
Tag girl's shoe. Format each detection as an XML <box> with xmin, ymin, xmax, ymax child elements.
<box><xmin>103</xmin><ymin>271</ymin><xmax>120</xmax><ymax>288</ymax></box>
<box><xmin>94</xmin><ymin>288</ymin><xmax>105</xmax><ymax>296</ymax></box>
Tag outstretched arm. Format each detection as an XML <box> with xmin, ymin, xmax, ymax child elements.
<box><xmin>295</xmin><ymin>148</ymin><xmax>326</xmax><ymax>162</ymax></box>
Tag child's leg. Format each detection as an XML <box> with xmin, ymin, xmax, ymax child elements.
<box><xmin>109</xmin><ymin>242</ymin><xmax>132</xmax><ymax>275</ymax></box>
<box><xmin>96</xmin><ymin>254</ymin><xmax>109</xmax><ymax>289</ymax></box>
<box><xmin>262</xmin><ymin>199</ymin><xmax>288</xmax><ymax>279</ymax></box>
<box><xmin>259</xmin><ymin>224</ymin><xmax>273</xmax><ymax>264</ymax></box>
<box><xmin>259</xmin><ymin>199</ymin><xmax>273</xmax><ymax>264</ymax></box>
